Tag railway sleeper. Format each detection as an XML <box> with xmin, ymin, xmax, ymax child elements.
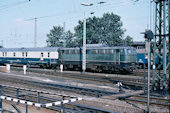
<box><xmin>124</xmin><ymin>98</ymin><xmax>170</xmax><ymax>107</ymax></box>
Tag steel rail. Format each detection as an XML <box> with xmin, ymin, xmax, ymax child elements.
<box><xmin>120</xmin><ymin>94</ymin><xmax>170</xmax><ymax>108</ymax></box>
<box><xmin>0</xmin><ymin>75</ymin><xmax>121</xmax><ymax>97</ymax></box>
<box><xmin>1</xmin><ymin>87</ymin><xmax>117</xmax><ymax>113</ymax></box>
<box><xmin>11</xmin><ymin>66</ymin><xmax>149</xmax><ymax>90</ymax></box>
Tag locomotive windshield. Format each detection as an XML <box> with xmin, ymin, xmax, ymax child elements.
<box><xmin>127</xmin><ymin>49</ymin><xmax>136</xmax><ymax>54</ymax></box>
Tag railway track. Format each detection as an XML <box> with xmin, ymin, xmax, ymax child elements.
<box><xmin>11</xmin><ymin>66</ymin><xmax>149</xmax><ymax>90</ymax></box>
<box><xmin>0</xmin><ymin>67</ymin><xmax>168</xmax><ymax>112</ymax></box>
<box><xmin>0</xmin><ymin>72</ymin><xmax>121</xmax><ymax>97</ymax></box>
<box><xmin>1</xmin><ymin>85</ymin><xmax>117</xmax><ymax>113</ymax></box>
<box><xmin>119</xmin><ymin>94</ymin><xmax>170</xmax><ymax>108</ymax></box>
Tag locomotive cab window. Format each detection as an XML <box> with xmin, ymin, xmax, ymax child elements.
<box><xmin>127</xmin><ymin>49</ymin><xmax>131</xmax><ymax>54</ymax></box>
<box><xmin>127</xmin><ymin>49</ymin><xmax>136</xmax><ymax>54</ymax></box>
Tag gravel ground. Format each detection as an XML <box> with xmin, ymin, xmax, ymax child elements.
<box><xmin>0</xmin><ymin>71</ymin><xmax>169</xmax><ymax>113</ymax></box>
<box><xmin>2</xmin><ymin>100</ymin><xmax>58</xmax><ymax>113</ymax></box>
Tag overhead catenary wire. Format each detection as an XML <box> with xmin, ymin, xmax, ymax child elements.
<box><xmin>0</xmin><ymin>0</ymin><xmax>148</xmax><ymax>24</ymax></box>
<box><xmin>22</xmin><ymin>0</ymin><xmax>147</xmax><ymax>22</ymax></box>
<box><xmin>0</xmin><ymin>1</ymin><xmax>29</xmax><ymax>10</ymax></box>
<box><xmin>0</xmin><ymin>0</ymin><xmax>149</xmax><ymax>48</ymax></box>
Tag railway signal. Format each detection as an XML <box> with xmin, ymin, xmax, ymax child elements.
<box><xmin>141</xmin><ymin>29</ymin><xmax>153</xmax><ymax>113</ymax></box>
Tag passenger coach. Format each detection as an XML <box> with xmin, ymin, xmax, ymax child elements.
<box><xmin>0</xmin><ymin>47</ymin><xmax>59</xmax><ymax>68</ymax></box>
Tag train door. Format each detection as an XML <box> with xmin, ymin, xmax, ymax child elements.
<box><xmin>48</xmin><ymin>52</ymin><xmax>52</xmax><ymax>64</ymax></box>
<box><xmin>116</xmin><ymin>50</ymin><xmax>120</xmax><ymax>65</ymax></box>
<box><xmin>40</xmin><ymin>52</ymin><xmax>44</xmax><ymax>60</ymax></box>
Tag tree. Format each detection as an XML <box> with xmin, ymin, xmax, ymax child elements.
<box><xmin>46</xmin><ymin>13</ymin><xmax>133</xmax><ymax>47</ymax></box>
<box><xmin>65</xmin><ymin>30</ymin><xmax>75</xmax><ymax>47</ymax></box>
<box><xmin>124</xmin><ymin>35</ymin><xmax>133</xmax><ymax>46</ymax></box>
<box><xmin>46</xmin><ymin>26</ymin><xmax>76</xmax><ymax>47</ymax></box>
<box><xmin>46</xmin><ymin>26</ymin><xmax>64</xmax><ymax>47</ymax></box>
<box><xmin>74</xmin><ymin>13</ymin><xmax>125</xmax><ymax>46</ymax></box>
<box><xmin>0</xmin><ymin>46</ymin><xmax>3</xmax><ymax>48</ymax></box>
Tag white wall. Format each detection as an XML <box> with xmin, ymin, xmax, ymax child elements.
<box><xmin>0</xmin><ymin>51</ymin><xmax>58</xmax><ymax>59</ymax></box>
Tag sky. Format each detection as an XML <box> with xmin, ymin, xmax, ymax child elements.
<box><xmin>0</xmin><ymin>0</ymin><xmax>153</xmax><ymax>48</ymax></box>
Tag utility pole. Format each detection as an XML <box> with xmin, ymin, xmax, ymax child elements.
<box><xmin>63</xmin><ymin>22</ymin><xmax>66</xmax><ymax>47</ymax></box>
<box><xmin>81</xmin><ymin>3</ymin><xmax>93</xmax><ymax>73</ymax></box>
<box><xmin>81</xmin><ymin>2</ymin><xmax>105</xmax><ymax>73</ymax></box>
<box><xmin>168</xmin><ymin>0</ymin><xmax>170</xmax><ymax>86</ymax></box>
<box><xmin>82</xmin><ymin>11</ymin><xmax>86</xmax><ymax>73</ymax></box>
<box><xmin>34</xmin><ymin>17</ymin><xmax>37</xmax><ymax>48</ymax></box>
<box><xmin>0</xmin><ymin>86</ymin><xmax>2</xmax><ymax>113</ymax></box>
<box><xmin>1</xmin><ymin>40</ymin><xmax>3</xmax><ymax>47</ymax></box>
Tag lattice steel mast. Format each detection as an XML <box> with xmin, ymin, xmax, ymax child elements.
<box><xmin>152</xmin><ymin>0</ymin><xmax>169</xmax><ymax>92</ymax></box>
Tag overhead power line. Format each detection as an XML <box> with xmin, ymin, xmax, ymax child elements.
<box><xmin>0</xmin><ymin>1</ymin><xmax>29</xmax><ymax>10</ymax></box>
<box><xmin>23</xmin><ymin>0</ymin><xmax>147</xmax><ymax>21</ymax></box>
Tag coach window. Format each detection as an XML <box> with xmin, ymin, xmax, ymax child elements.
<box><xmin>48</xmin><ymin>52</ymin><xmax>50</xmax><ymax>57</ymax></box>
<box><xmin>13</xmin><ymin>52</ymin><xmax>16</xmax><ymax>57</ymax></box>
<box><xmin>26</xmin><ymin>52</ymin><xmax>28</xmax><ymax>57</ymax></box>
<box><xmin>41</xmin><ymin>52</ymin><xmax>44</xmax><ymax>57</ymax></box>
<box><xmin>2</xmin><ymin>52</ymin><xmax>4</xmax><ymax>56</ymax></box>
<box><xmin>5</xmin><ymin>52</ymin><xmax>7</xmax><ymax>56</ymax></box>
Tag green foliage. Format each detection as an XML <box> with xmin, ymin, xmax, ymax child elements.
<box><xmin>46</xmin><ymin>26</ymin><xmax>64</xmax><ymax>47</ymax></box>
<box><xmin>46</xmin><ymin>12</ymin><xmax>133</xmax><ymax>47</ymax></box>
<box><xmin>74</xmin><ymin>13</ymin><xmax>125</xmax><ymax>46</ymax></box>
<box><xmin>65</xmin><ymin>30</ymin><xmax>75</xmax><ymax>47</ymax></box>
<box><xmin>0</xmin><ymin>45</ymin><xmax>3</xmax><ymax>48</ymax></box>
<box><xmin>46</xmin><ymin>26</ymin><xmax>76</xmax><ymax>47</ymax></box>
<box><xmin>124</xmin><ymin>35</ymin><xmax>133</xmax><ymax>46</ymax></box>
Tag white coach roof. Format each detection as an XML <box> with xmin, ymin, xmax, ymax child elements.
<box><xmin>0</xmin><ymin>47</ymin><xmax>59</xmax><ymax>52</ymax></box>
